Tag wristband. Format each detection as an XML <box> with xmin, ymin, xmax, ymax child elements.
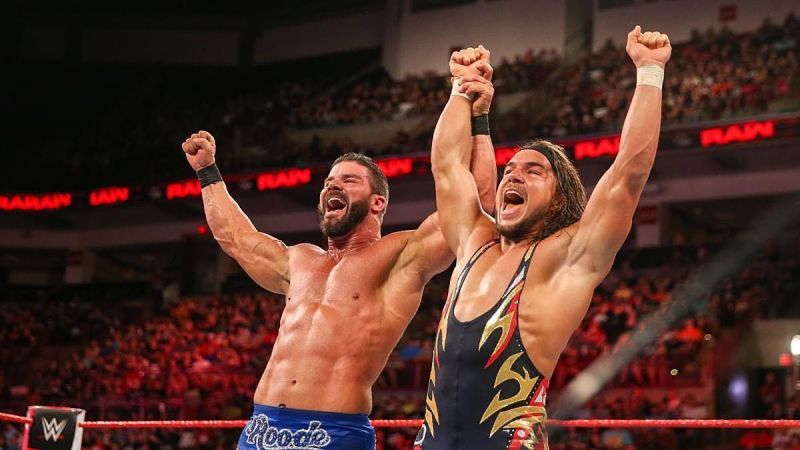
<box><xmin>197</xmin><ymin>163</ymin><xmax>223</xmax><ymax>188</ymax></box>
<box><xmin>471</xmin><ymin>114</ymin><xmax>490</xmax><ymax>136</ymax></box>
<box><xmin>637</xmin><ymin>64</ymin><xmax>664</xmax><ymax>90</ymax></box>
<box><xmin>451</xmin><ymin>77</ymin><xmax>475</xmax><ymax>101</ymax></box>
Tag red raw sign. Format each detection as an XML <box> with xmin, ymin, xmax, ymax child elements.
<box><xmin>495</xmin><ymin>146</ymin><xmax>518</xmax><ymax>166</ymax></box>
<box><xmin>376</xmin><ymin>158</ymin><xmax>413</xmax><ymax>178</ymax></box>
<box><xmin>573</xmin><ymin>136</ymin><xmax>621</xmax><ymax>160</ymax></box>
<box><xmin>166</xmin><ymin>180</ymin><xmax>202</xmax><ymax>199</ymax></box>
<box><xmin>700</xmin><ymin>120</ymin><xmax>775</xmax><ymax>147</ymax></box>
<box><xmin>0</xmin><ymin>193</ymin><xmax>72</xmax><ymax>211</ymax></box>
<box><xmin>89</xmin><ymin>187</ymin><xmax>130</xmax><ymax>206</ymax></box>
<box><xmin>257</xmin><ymin>168</ymin><xmax>312</xmax><ymax>191</ymax></box>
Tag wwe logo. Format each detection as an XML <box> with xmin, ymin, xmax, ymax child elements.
<box><xmin>41</xmin><ymin>417</ymin><xmax>68</xmax><ymax>442</ymax></box>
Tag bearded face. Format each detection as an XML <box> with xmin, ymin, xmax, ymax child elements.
<box><xmin>496</xmin><ymin>201</ymin><xmax>548</xmax><ymax>241</ymax></box>
<box><xmin>319</xmin><ymin>192</ymin><xmax>370</xmax><ymax>237</ymax></box>
<box><xmin>494</xmin><ymin>150</ymin><xmax>557</xmax><ymax>241</ymax></box>
<box><xmin>318</xmin><ymin>161</ymin><xmax>381</xmax><ymax>238</ymax></box>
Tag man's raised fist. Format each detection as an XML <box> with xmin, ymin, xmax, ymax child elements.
<box><xmin>450</xmin><ymin>45</ymin><xmax>495</xmax><ymax>116</ymax></box>
<box><xmin>626</xmin><ymin>26</ymin><xmax>672</xmax><ymax>68</ymax></box>
<box><xmin>181</xmin><ymin>130</ymin><xmax>216</xmax><ymax>172</ymax></box>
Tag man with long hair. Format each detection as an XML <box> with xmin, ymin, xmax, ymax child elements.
<box><xmin>418</xmin><ymin>27</ymin><xmax>671</xmax><ymax>449</ymax></box>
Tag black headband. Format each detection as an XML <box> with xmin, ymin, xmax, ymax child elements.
<box><xmin>528</xmin><ymin>145</ymin><xmax>558</xmax><ymax>175</ymax></box>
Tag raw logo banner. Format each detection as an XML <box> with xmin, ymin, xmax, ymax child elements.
<box><xmin>23</xmin><ymin>406</ymin><xmax>85</xmax><ymax>450</ymax></box>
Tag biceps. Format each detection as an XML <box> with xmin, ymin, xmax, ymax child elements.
<box><xmin>418</xmin><ymin>217</ymin><xmax>456</xmax><ymax>279</ymax></box>
<box><xmin>231</xmin><ymin>232</ymin><xmax>290</xmax><ymax>293</ymax></box>
<box><xmin>580</xmin><ymin>210</ymin><xmax>633</xmax><ymax>273</ymax></box>
<box><xmin>570</xmin><ymin>177</ymin><xmax>637</xmax><ymax>275</ymax></box>
<box><xmin>434</xmin><ymin>165</ymin><xmax>484</xmax><ymax>252</ymax></box>
<box><xmin>398</xmin><ymin>215</ymin><xmax>454</xmax><ymax>281</ymax></box>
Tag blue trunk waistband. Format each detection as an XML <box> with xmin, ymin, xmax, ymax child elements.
<box><xmin>237</xmin><ymin>404</ymin><xmax>375</xmax><ymax>450</ymax></box>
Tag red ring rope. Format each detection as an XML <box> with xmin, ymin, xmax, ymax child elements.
<box><xmin>546</xmin><ymin>419</ymin><xmax>800</xmax><ymax>429</ymax></box>
<box><xmin>80</xmin><ymin>420</ymin><xmax>248</xmax><ymax>429</ymax></box>
<box><xmin>0</xmin><ymin>412</ymin><xmax>31</xmax><ymax>425</ymax></box>
<box><xmin>4</xmin><ymin>413</ymin><xmax>800</xmax><ymax>430</ymax></box>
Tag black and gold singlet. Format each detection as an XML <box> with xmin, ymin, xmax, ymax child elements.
<box><xmin>414</xmin><ymin>240</ymin><xmax>549</xmax><ymax>450</ymax></box>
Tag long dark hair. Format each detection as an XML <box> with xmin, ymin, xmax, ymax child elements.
<box><xmin>521</xmin><ymin>140</ymin><xmax>587</xmax><ymax>241</ymax></box>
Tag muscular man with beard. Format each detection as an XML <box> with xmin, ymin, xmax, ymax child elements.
<box><xmin>179</xmin><ymin>60</ymin><xmax>497</xmax><ymax>449</ymax></box>
<box><xmin>417</xmin><ymin>28</ymin><xmax>671</xmax><ymax>449</ymax></box>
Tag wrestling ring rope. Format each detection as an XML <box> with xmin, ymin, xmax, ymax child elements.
<box><xmin>4</xmin><ymin>410</ymin><xmax>800</xmax><ymax>429</ymax></box>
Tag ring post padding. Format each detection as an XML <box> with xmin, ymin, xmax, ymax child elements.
<box><xmin>23</xmin><ymin>406</ymin><xmax>86</xmax><ymax>450</ymax></box>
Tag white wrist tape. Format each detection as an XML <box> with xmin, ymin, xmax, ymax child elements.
<box><xmin>451</xmin><ymin>77</ymin><xmax>475</xmax><ymax>101</ymax></box>
<box><xmin>637</xmin><ymin>65</ymin><xmax>664</xmax><ymax>89</ymax></box>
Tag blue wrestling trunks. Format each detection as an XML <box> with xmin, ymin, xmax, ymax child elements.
<box><xmin>237</xmin><ymin>404</ymin><xmax>376</xmax><ymax>450</ymax></box>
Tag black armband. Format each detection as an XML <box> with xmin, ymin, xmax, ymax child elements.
<box><xmin>471</xmin><ymin>114</ymin><xmax>490</xmax><ymax>136</ymax></box>
<box><xmin>197</xmin><ymin>163</ymin><xmax>223</xmax><ymax>188</ymax></box>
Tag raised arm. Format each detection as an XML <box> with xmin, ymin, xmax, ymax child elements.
<box><xmin>394</xmin><ymin>48</ymin><xmax>498</xmax><ymax>283</ymax></box>
<box><xmin>470</xmin><ymin>114</ymin><xmax>498</xmax><ymax>215</ymax></box>
<box><xmin>469</xmin><ymin>46</ymin><xmax>498</xmax><ymax>215</ymax></box>
<box><xmin>182</xmin><ymin>131</ymin><xmax>290</xmax><ymax>294</ymax></box>
<box><xmin>472</xmin><ymin>74</ymin><xmax>497</xmax><ymax>216</ymax></box>
<box><xmin>431</xmin><ymin>47</ymin><xmax>495</xmax><ymax>255</ymax></box>
<box><xmin>399</xmin><ymin>131</ymin><xmax>497</xmax><ymax>281</ymax></box>
<box><xmin>568</xmin><ymin>27</ymin><xmax>672</xmax><ymax>279</ymax></box>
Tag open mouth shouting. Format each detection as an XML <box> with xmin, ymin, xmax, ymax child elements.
<box><xmin>324</xmin><ymin>194</ymin><xmax>348</xmax><ymax>220</ymax></box>
<box><xmin>500</xmin><ymin>186</ymin><xmax>525</xmax><ymax>221</ymax></box>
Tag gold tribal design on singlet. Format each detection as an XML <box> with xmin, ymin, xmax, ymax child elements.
<box><xmin>419</xmin><ymin>240</ymin><xmax>549</xmax><ymax>450</ymax></box>
<box><xmin>478</xmin><ymin>243</ymin><xmax>547</xmax><ymax>446</ymax></box>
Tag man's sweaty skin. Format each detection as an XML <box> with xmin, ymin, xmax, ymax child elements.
<box><xmin>432</xmin><ymin>27</ymin><xmax>672</xmax><ymax>380</ymax></box>
<box><xmin>179</xmin><ymin>76</ymin><xmax>497</xmax><ymax>413</ymax></box>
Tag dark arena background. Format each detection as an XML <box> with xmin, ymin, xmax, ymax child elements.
<box><xmin>2</xmin><ymin>0</ymin><xmax>800</xmax><ymax>449</ymax></box>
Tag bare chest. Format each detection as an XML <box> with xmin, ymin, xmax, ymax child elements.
<box><xmin>452</xmin><ymin>240</ymin><xmax>564</xmax><ymax>318</ymax></box>
<box><xmin>452</xmin><ymin>246</ymin><xmax>534</xmax><ymax>322</ymax></box>
<box><xmin>275</xmin><ymin>245</ymin><xmax>416</xmax><ymax>349</ymax></box>
<box><xmin>284</xmin><ymin>249</ymin><xmax>399</xmax><ymax>309</ymax></box>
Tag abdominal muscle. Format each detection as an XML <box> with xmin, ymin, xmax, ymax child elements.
<box><xmin>252</xmin><ymin>298</ymin><xmax>396</xmax><ymax>414</ymax></box>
